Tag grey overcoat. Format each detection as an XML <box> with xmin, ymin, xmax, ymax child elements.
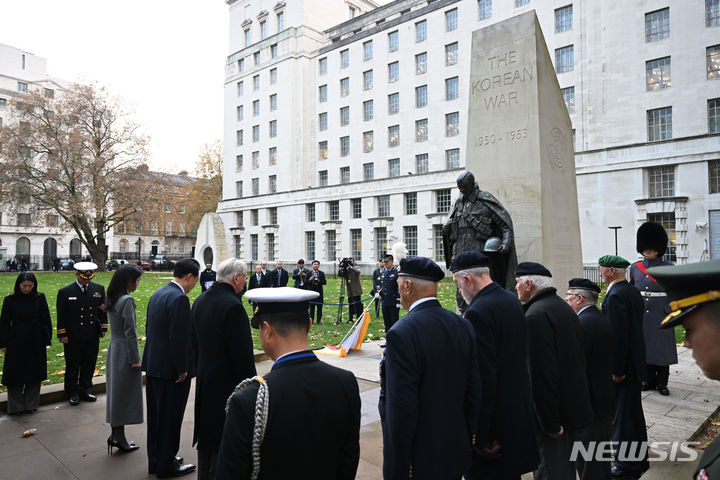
<box><xmin>629</xmin><ymin>258</ymin><xmax>678</xmax><ymax>366</ymax></box>
<box><xmin>106</xmin><ymin>294</ymin><xmax>143</xmax><ymax>425</ymax></box>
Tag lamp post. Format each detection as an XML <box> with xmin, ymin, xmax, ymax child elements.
<box><xmin>608</xmin><ymin>226</ymin><xmax>622</xmax><ymax>256</ymax></box>
<box><xmin>135</xmin><ymin>237</ymin><xmax>142</xmax><ymax>262</ymax></box>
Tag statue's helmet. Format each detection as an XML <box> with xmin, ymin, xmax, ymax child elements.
<box><xmin>483</xmin><ymin>236</ymin><xmax>503</xmax><ymax>253</ymax></box>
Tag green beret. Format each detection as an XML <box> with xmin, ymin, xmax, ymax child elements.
<box><xmin>598</xmin><ymin>255</ymin><xmax>630</xmax><ymax>268</ymax></box>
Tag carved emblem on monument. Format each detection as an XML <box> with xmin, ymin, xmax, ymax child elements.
<box><xmin>547</xmin><ymin>127</ymin><xmax>568</xmax><ymax>172</ymax></box>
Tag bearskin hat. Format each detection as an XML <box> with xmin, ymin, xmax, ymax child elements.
<box><xmin>636</xmin><ymin>222</ymin><xmax>668</xmax><ymax>256</ymax></box>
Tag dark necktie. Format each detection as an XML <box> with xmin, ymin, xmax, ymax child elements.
<box><xmin>82</xmin><ymin>285</ymin><xmax>87</xmax><ymax>294</ymax></box>
<box><xmin>276</xmin><ymin>270</ymin><xmax>281</xmax><ymax>287</ymax></box>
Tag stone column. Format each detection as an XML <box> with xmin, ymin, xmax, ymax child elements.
<box><xmin>465</xmin><ymin>11</ymin><xmax>582</xmax><ymax>286</ymax></box>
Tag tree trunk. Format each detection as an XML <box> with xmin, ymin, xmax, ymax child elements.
<box><xmin>87</xmin><ymin>243</ymin><xmax>107</xmax><ymax>272</ymax></box>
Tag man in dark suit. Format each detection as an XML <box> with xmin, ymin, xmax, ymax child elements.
<box><xmin>215</xmin><ymin>288</ymin><xmax>361</xmax><ymax>479</ymax></box>
<box><xmin>199</xmin><ymin>263</ymin><xmax>216</xmax><ymax>292</ymax></box>
<box><xmin>451</xmin><ymin>252</ymin><xmax>539</xmax><ymax>480</ymax></box>
<box><xmin>56</xmin><ymin>261</ymin><xmax>107</xmax><ymax>406</ymax></box>
<box><xmin>599</xmin><ymin>255</ymin><xmax>649</xmax><ymax>477</ymax></box>
<box><xmin>648</xmin><ymin>259</ymin><xmax>720</xmax><ymax>480</ymax></box>
<box><xmin>372</xmin><ymin>259</ymin><xmax>384</xmax><ymax>318</ymax></box>
<box><xmin>307</xmin><ymin>260</ymin><xmax>327</xmax><ymax>324</ymax></box>
<box><xmin>380</xmin><ymin>254</ymin><xmax>400</xmax><ymax>331</ymax></box>
<box><xmin>566</xmin><ymin>278</ymin><xmax>616</xmax><ymax>480</ymax></box>
<box><xmin>292</xmin><ymin>259</ymin><xmax>311</xmax><ymax>289</ymax></box>
<box><xmin>191</xmin><ymin>258</ymin><xmax>257</xmax><ymax>479</ymax></box>
<box><xmin>380</xmin><ymin>256</ymin><xmax>481</xmax><ymax>479</ymax></box>
<box><xmin>515</xmin><ymin>262</ymin><xmax>594</xmax><ymax>480</ymax></box>
<box><xmin>269</xmin><ymin>260</ymin><xmax>288</xmax><ymax>287</ymax></box>
<box><xmin>247</xmin><ymin>264</ymin><xmax>269</xmax><ymax>291</ymax></box>
<box><xmin>142</xmin><ymin>258</ymin><xmax>200</xmax><ymax>478</ymax></box>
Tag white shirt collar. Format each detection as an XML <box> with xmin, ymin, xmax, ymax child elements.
<box><xmin>409</xmin><ymin>296</ymin><xmax>437</xmax><ymax>311</ymax></box>
<box><xmin>275</xmin><ymin>349</ymin><xmax>305</xmax><ymax>362</ymax></box>
<box><xmin>171</xmin><ymin>280</ymin><xmax>186</xmax><ymax>295</ymax></box>
<box><xmin>577</xmin><ymin>304</ymin><xmax>592</xmax><ymax>315</ymax></box>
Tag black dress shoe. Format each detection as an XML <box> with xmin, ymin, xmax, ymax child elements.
<box><xmin>69</xmin><ymin>394</ymin><xmax>80</xmax><ymax>406</ymax></box>
<box><xmin>80</xmin><ymin>393</ymin><xmax>97</xmax><ymax>402</ymax></box>
<box><xmin>157</xmin><ymin>463</ymin><xmax>196</xmax><ymax>478</ymax></box>
<box><xmin>640</xmin><ymin>382</ymin><xmax>655</xmax><ymax>391</ymax></box>
<box><xmin>175</xmin><ymin>456</ymin><xmax>183</xmax><ymax>464</ymax></box>
<box><xmin>657</xmin><ymin>385</ymin><xmax>670</xmax><ymax>396</ymax></box>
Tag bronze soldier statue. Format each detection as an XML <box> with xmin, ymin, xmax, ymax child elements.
<box><xmin>442</xmin><ymin>171</ymin><xmax>517</xmax><ymax>311</ymax></box>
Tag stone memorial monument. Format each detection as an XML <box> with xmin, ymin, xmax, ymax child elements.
<box><xmin>465</xmin><ymin>11</ymin><xmax>582</xmax><ymax>287</ymax></box>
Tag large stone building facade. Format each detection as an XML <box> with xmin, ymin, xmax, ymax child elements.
<box><xmin>0</xmin><ymin>43</ymin><xmax>81</xmax><ymax>268</ymax></box>
<box><xmin>218</xmin><ymin>0</ymin><xmax>720</xmax><ymax>269</ymax></box>
<box><xmin>1</xmin><ymin>44</ymin><xmax>198</xmax><ymax>268</ymax></box>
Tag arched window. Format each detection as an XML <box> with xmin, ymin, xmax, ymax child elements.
<box><xmin>70</xmin><ymin>238</ymin><xmax>82</xmax><ymax>258</ymax></box>
<box><xmin>16</xmin><ymin>237</ymin><xmax>30</xmax><ymax>257</ymax></box>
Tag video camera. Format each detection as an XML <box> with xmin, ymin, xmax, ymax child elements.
<box><xmin>338</xmin><ymin>257</ymin><xmax>353</xmax><ymax>279</ymax></box>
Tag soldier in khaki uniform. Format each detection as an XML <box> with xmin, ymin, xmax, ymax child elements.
<box><xmin>648</xmin><ymin>259</ymin><xmax>720</xmax><ymax>480</ymax></box>
<box><xmin>57</xmin><ymin>261</ymin><xmax>107</xmax><ymax>405</ymax></box>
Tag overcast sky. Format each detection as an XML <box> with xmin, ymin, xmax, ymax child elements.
<box><xmin>2</xmin><ymin>0</ymin><xmax>229</xmax><ymax>174</ymax></box>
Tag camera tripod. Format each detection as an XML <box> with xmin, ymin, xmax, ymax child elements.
<box><xmin>335</xmin><ymin>275</ymin><xmax>347</xmax><ymax>325</ymax></box>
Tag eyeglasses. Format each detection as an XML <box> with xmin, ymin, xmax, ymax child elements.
<box><xmin>565</xmin><ymin>292</ymin><xmax>581</xmax><ymax>298</ymax></box>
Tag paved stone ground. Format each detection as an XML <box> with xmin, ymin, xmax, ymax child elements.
<box><xmin>0</xmin><ymin>341</ymin><xmax>716</xmax><ymax>479</ymax></box>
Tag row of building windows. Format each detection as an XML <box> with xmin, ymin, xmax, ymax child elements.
<box><xmin>644</xmin><ymin>160</ymin><xmax>720</xmax><ymax>199</ymax></box>
<box><xmin>317</xmin><ymin>113</ymin><xmax>459</xmax><ymax>159</ymax></box>
<box><xmin>233</xmin><ymin>148</ymin><xmax>461</xmax><ymax>198</ymax></box>
<box><xmin>234</xmin><ymin>119</ymin><xmax>278</xmax><ymax>146</ymax></box>
<box><xmin>239</xmin><ymin>223</ymin><xmax>446</xmax><ymax>263</ymax></box>
<box><xmin>242</xmin><ymin>9</ymin><xmax>284</xmax><ymax>48</ymax></box>
<box><xmin>235</xmin><ymin>189</ymin><xmax>452</xmax><ymax>230</ymax></box>
<box><xmin>235</xmin><ymin>68</ymin><xmax>277</xmax><ymax>97</ymax></box>
<box><xmin>317</xmin><ymin>70</ymin><xmax>460</xmax><ymax>102</ymax></box>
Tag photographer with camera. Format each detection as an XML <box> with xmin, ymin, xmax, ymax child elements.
<box><xmin>343</xmin><ymin>258</ymin><xmax>363</xmax><ymax>324</ymax></box>
<box><xmin>292</xmin><ymin>259</ymin><xmax>311</xmax><ymax>289</ymax></box>
<box><xmin>308</xmin><ymin>260</ymin><xmax>326</xmax><ymax>324</ymax></box>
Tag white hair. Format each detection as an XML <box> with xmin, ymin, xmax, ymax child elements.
<box><xmin>216</xmin><ymin>258</ymin><xmax>247</xmax><ymax>282</ymax></box>
<box><xmin>614</xmin><ymin>267</ymin><xmax>626</xmax><ymax>276</ymax></box>
<box><xmin>453</xmin><ymin>266</ymin><xmax>490</xmax><ymax>278</ymax></box>
<box><xmin>520</xmin><ymin>274</ymin><xmax>552</xmax><ymax>290</ymax></box>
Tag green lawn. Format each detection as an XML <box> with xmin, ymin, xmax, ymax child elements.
<box><xmin>0</xmin><ymin>272</ymin><xmax>685</xmax><ymax>390</ymax></box>
<box><xmin>0</xmin><ymin>271</ymin><xmax>459</xmax><ymax>390</ymax></box>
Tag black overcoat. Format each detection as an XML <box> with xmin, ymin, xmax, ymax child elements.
<box><xmin>578</xmin><ymin>305</ymin><xmax>616</xmax><ymax>419</ymax></box>
<box><xmin>628</xmin><ymin>259</ymin><xmax>678</xmax><ymax>366</ymax></box>
<box><xmin>463</xmin><ymin>282</ymin><xmax>539</xmax><ymax>477</ymax></box>
<box><xmin>56</xmin><ymin>282</ymin><xmax>107</xmax><ymax>340</ymax></box>
<box><xmin>191</xmin><ymin>282</ymin><xmax>257</xmax><ymax>452</ymax></box>
<box><xmin>379</xmin><ymin>299</ymin><xmax>482</xmax><ymax>480</ymax></box>
<box><xmin>523</xmin><ymin>288</ymin><xmax>593</xmax><ymax>433</ymax></box>
<box><xmin>215</xmin><ymin>352</ymin><xmax>360</xmax><ymax>480</ymax></box>
<box><xmin>0</xmin><ymin>293</ymin><xmax>52</xmax><ymax>385</ymax></box>
<box><xmin>602</xmin><ymin>280</ymin><xmax>646</xmax><ymax>382</ymax></box>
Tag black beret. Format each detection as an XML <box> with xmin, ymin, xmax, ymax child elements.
<box><xmin>382</xmin><ymin>254</ymin><xmax>394</xmax><ymax>262</ymax></box>
<box><xmin>515</xmin><ymin>262</ymin><xmax>552</xmax><ymax>278</ymax></box>
<box><xmin>450</xmin><ymin>251</ymin><xmax>490</xmax><ymax>273</ymax></box>
<box><xmin>568</xmin><ymin>278</ymin><xmax>601</xmax><ymax>293</ymax></box>
<box><xmin>398</xmin><ymin>256</ymin><xmax>444</xmax><ymax>282</ymax></box>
